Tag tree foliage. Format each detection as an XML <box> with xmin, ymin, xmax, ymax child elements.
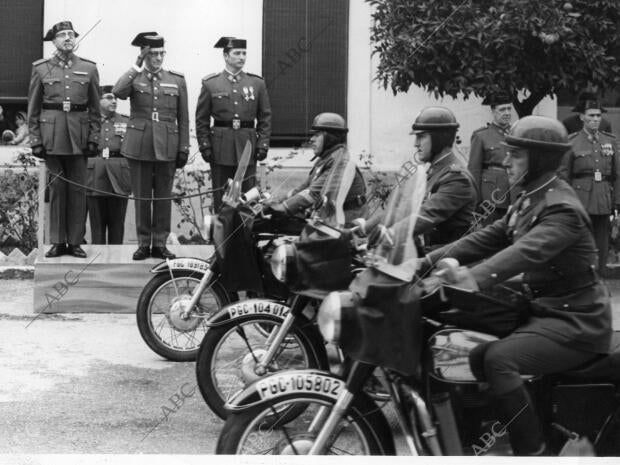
<box><xmin>367</xmin><ymin>0</ymin><xmax>620</xmax><ymax>116</ymax></box>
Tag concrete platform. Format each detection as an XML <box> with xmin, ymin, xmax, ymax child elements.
<box><xmin>34</xmin><ymin>244</ymin><xmax>212</xmax><ymax>313</ymax></box>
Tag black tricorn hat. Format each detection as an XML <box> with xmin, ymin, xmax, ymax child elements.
<box><xmin>572</xmin><ymin>92</ymin><xmax>607</xmax><ymax>113</ymax></box>
<box><xmin>214</xmin><ymin>36</ymin><xmax>247</xmax><ymax>49</ymax></box>
<box><xmin>482</xmin><ymin>91</ymin><xmax>513</xmax><ymax>107</ymax></box>
<box><xmin>43</xmin><ymin>21</ymin><xmax>79</xmax><ymax>41</ymax></box>
<box><xmin>100</xmin><ymin>85</ymin><xmax>114</xmax><ymax>94</ymax></box>
<box><xmin>131</xmin><ymin>32</ymin><xmax>164</xmax><ymax>48</ymax></box>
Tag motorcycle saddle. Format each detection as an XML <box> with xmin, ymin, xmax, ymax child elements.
<box><xmin>562</xmin><ymin>331</ymin><xmax>620</xmax><ymax>381</ymax></box>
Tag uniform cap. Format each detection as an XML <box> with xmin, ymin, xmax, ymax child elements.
<box><xmin>503</xmin><ymin>116</ymin><xmax>570</xmax><ymax>152</ymax></box>
<box><xmin>482</xmin><ymin>91</ymin><xmax>513</xmax><ymax>107</ymax></box>
<box><xmin>43</xmin><ymin>21</ymin><xmax>79</xmax><ymax>41</ymax></box>
<box><xmin>214</xmin><ymin>36</ymin><xmax>247</xmax><ymax>49</ymax></box>
<box><xmin>100</xmin><ymin>85</ymin><xmax>114</xmax><ymax>94</ymax></box>
<box><xmin>131</xmin><ymin>32</ymin><xmax>164</xmax><ymax>49</ymax></box>
<box><xmin>572</xmin><ymin>92</ymin><xmax>607</xmax><ymax>113</ymax></box>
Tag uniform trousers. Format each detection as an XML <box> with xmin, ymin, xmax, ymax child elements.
<box><xmin>590</xmin><ymin>214</ymin><xmax>610</xmax><ymax>273</ymax></box>
<box><xmin>210</xmin><ymin>162</ymin><xmax>257</xmax><ymax>212</ymax></box>
<box><xmin>46</xmin><ymin>155</ymin><xmax>87</xmax><ymax>245</ymax></box>
<box><xmin>127</xmin><ymin>159</ymin><xmax>175</xmax><ymax>247</ymax></box>
<box><xmin>469</xmin><ymin>332</ymin><xmax>598</xmax><ymax>396</ymax></box>
<box><xmin>87</xmin><ymin>196</ymin><xmax>128</xmax><ymax>244</ymax></box>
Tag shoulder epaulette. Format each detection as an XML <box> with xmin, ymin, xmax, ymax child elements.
<box><xmin>600</xmin><ymin>131</ymin><xmax>616</xmax><ymax>139</ymax></box>
<box><xmin>568</xmin><ymin>132</ymin><xmax>579</xmax><ymax>140</ymax></box>
<box><xmin>472</xmin><ymin>125</ymin><xmax>489</xmax><ymax>135</ymax></box>
<box><xmin>246</xmin><ymin>72</ymin><xmax>264</xmax><ymax>80</ymax></box>
<box><xmin>32</xmin><ymin>58</ymin><xmax>49</xmax><ymax>66</ymax></box>
<box><xmin>169</xmin><ymin>69</ymin><xmax>184</xmax><ymax>77</ymax></box>
<box><xmin>80</xmin><ymin>57</ymin><xmax>97</xmax><ymax>64</ymax></box>
<box><xmin>116</xmin><ymin>113</ymin><xmax>129</xmax><ymax>119</ymax></box>
<box><xmin>202</xmin><ymin>73</ymin><xmax>218</xmax><ymax>82</ymax></box>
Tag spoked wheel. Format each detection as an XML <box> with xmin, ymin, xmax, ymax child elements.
<box><xmin>196</xmin><ymin>314</ymin><xmax>327</xmax><ymax>419</ymax></box>
<box><xmin>216</xmin><ymin>393</ymin><xmax>395</xmax><ymax>455</ymax></box>
<box><xmin>137</xmin><ymin>270</ymin><xmax>230</xmax><ymax>361</ymax></box>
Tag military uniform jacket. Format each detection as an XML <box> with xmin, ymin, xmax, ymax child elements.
<box><xmin>195</xmin><ymin>70</ymin><xmax>272</xmax><ymax>166</ymax></box>
<box><xmin>113</xmin><ymin>67</ymin><xmax>189</xmax><ymax>162</ymax></box>
<box><xmin>427</xmin><ymin>174</ymin><xmax>612</xmax><ymax>354</ymax></box>
<box><xmin>282</xmin><ymin>144</ymin><xmax>366</xmax><ymax>223</ymax></box>
<box><xmin>559</xmin><ymin>129</ymin><xmax>620</xmax><ymax>215</ymax></box>
<box><xmin>27</xmin><ymin>53</ymin><xmax>101</xmax><ymax>154</ymax></box>
<box><xmin>86</xmin><ymin>112</ymin><xmax>131</xmax><ymax>197</ymax></box>
<box><xmin>468</xmin><ymin>123</ymin><xmax>511</xmax><ymax>208</ymax></box>
<box><xmin>414</xmin><ymin>151</ymin><xmax>477</xmax><ymax>245</ymax></box>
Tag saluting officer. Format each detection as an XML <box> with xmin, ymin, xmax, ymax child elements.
<box><xmin>113</xmin><ymin>32</ymin><xmax>190</xmax><ymax>261</ymax></box>
<box><xmin>468</xmin><ymin>92</ymin><xmax>513</xmax><ymax>226</ymax></box>
<box><xmin>86</xmin><ymin>86</ymin><xmax>131</xmax><ymax>244</ymax></box>
<box><xmin>196</xmin><ymin>37</ymin><xmax>272</xmax><ymax>212</ymax></box>
<box><xmin>28</xmin><ymin>20</ymin><xmax>101</xmax><ymax>258</ymax></box>
<box><xmin>559</xmin><ymin>98</ymin><xmax>620</xmax><ymax>273</ymax></box>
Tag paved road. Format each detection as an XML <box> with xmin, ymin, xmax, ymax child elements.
<box><xmin>1</xmin><ymin>279</ymin><xmax>619</xmax><ymax>456</ymax></box>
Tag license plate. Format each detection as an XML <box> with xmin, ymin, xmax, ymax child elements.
<box><xmin>227</xmin><ymin>300</ymin><xmax>290</xmax><ymax>319</ymax></box>
<box><xmin>256</xmin><ymin>373</ymin><xmax>343</xmax><ymax>400</ymax></box>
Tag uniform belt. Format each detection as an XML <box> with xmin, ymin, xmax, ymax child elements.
<box><xmin>133</xmin><ymin>112</ymin><xmax>177</xmax><ymax>122</ymax></box>
<box><xmin>42</xmin><ymin>102</ymin><xmax>88</xmax><ymax>112</ymax></box>
<box><xmin>482</xmin><ymin>163</ymin><xmax>505</xmax><ymax>169</ymax></box>
<box><xmin>213</xmin><ymin>119</ymin><xmax>255</xmax><ymax>129</ymax></box>
<box><xmin>573</xmin><ymin>173</ymin><xmax>612</xmax><ymax>182</ymax></box>
<box><xmin>99</xmin><ymin>150</ymin><xmax>123</xmax><ymax>158</ymax></box>
<box><xmin>524</xmin><ymin>269</ymin><xmax>598</xmax><ymax>297</ymax></box>
<box><xmin>343</xmin><ymin>195</ymin><xmax>366</xmax><ymax>210</ymax></box>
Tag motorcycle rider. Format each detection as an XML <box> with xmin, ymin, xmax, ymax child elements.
<box><xmin>264</xmin><ymin>112</ymin><xmax>366</xmax><ymax>225</ymax></box>
<box><xmin>421</xmin><ymin>116</ymin><xmax>612</xmax><ymax>455</ymax></box>
<box><xmin>359</xmin><ymin>106</ymin><xmax>477</xmax><ymax>253</ymax></box>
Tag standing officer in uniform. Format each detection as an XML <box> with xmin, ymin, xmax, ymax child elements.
<box><xmin>28</xmin><ymin>20</ymin><xmax>101</xmax><ymax>258</ymax></box>
<box><xmin>562</xmin><ymin>91</ymin><xmax>613</xmax><ymax>135</ymax></box>
<box><xmin>195</xmin><ymin>37</ymin><xmax>272</xmax><ymax>212</ymax></box>
<box><xmin>422</xmin><ymin>116</ymin><xmax>612</xmax><ymax>456</ymax></box>
<box><xmin>468</xmin><ymin>92</ymin><xmax>513</xmax><ymax>226</ymax></box>
<box><xmin>86</xmin><ymin>86</ymin><xmax>131</xmax><ymax>244</ymax></box>
<box><xmin>113</xmin><ymin>32</ymin><xmax>190</xmax><ymax>260</ymax></box>
<box><xmin>559</xmin><ymin>98</ymin><xmax>620</xmax><ymax>274</ymax></box>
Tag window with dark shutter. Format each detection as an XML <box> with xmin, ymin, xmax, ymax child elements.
<box><xmin>262</xmin><ymin>0</ymin><xmax>349</xmax><ymax>147</ymax></box>
<box><xmin>0</xmin><ymin>0</ymin><xmax>44</xmax><ymax>103</ymax></box>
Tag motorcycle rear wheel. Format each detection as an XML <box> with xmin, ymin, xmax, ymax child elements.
<box><xmin>196</xmin><ymin>314</ymin><xmax>327</xmax><ymax>419</ymax></box>
<box><xmin>137</xmin><ymin>270</ymin><xmax>230</xmax><ymax>361</ymax></box>
<box><xmin>216</xmin><ymin>392</ymin><xmax>395</xmax><ymax>455</ymax></box>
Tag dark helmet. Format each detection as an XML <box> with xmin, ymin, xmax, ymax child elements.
<box><xmin>311</xmin><ymin>112</ymin><xmax>348</xmax><ymax>155</ymax></box>
<box><xmin>503</xmin><ymin>116</ymin><xmax>571</xmax><ymax>183</ymax></box>
<box><xmin>311</xmin><ymin>112</ymin><xmax>348</xmax><ymax>133</ymax></box>
<box><xmin>411</xmin><ymin>106</ymin><xmax>460</xmax><ymax>157</ymax></box>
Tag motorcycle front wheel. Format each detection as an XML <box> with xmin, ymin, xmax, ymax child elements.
<box><xmin>196</xmin><ymin>314</ymin><xmax>328</xmax><ymax>419</ymax></box>
<box><xmin>137</xmin><ymin>270</ymin><xmax>230</xmax><ymax>361</ymax></box>
<box><xmin>216</xmin><ymin>392</ymin><xmax>395</xmax><ymax>455</ymax></box>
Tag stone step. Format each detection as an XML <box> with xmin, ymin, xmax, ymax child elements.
<box><xmin>34</xmin><ymin>244</ymin><xmax>212</xmax><ymax>313</ymax></box>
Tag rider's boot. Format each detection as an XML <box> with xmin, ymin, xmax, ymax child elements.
<box><xmin>494</xmin><ymin>385</ymin><xmax>547</xmax><ymax>456</ymax></box>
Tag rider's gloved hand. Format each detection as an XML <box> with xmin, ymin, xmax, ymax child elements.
<box><xmin>351</xmin><ymin>218</ymin><xmax>367</xmax><ymax>237</ymax></box>
<box><xmin>435</xmin><ymin>258</ymin><xmax>479</xmax><ymax>291</ymax></box>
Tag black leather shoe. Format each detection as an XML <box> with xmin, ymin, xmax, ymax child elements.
<box><xmin>45</xmin><ymin>244</ymin><xmax>67</xmax><ymax>258</ymax></box>
<box><xmin>133</xmin><ymin>246</ymin><xmax>151</xmax><ymax>261</ymax></box>
<box><xmin>151</xmin><ymin>246</ymin><xmax>176</xmax><ymax>260</ymax></box>
<box><xmin>67</xmin><ymin>245</ymin><xmax>87</xmax><ymax>258</ymax></box>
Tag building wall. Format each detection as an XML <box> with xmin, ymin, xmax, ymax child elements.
<box><xmin>45</xmin><ymin>0</ymin><xmax>557</xmax><ymax>170</ymax></box>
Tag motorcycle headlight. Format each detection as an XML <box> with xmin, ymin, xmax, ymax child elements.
<box><xmin>203</xmin><ymin>214</ymin><xmax>215</xmax><ymax>244</ymax></box>
<box><xmin>318</xmin><ymin>291</ymin><xmax>354</xmax><ymax>343</ymax></box>
<box><xmin>270</xmin><ymin>243</ymin><xmax>297</xmax><ymax>283</ymax></box>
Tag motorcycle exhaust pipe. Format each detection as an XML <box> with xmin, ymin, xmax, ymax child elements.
<box><xmin>432</xmin><ymin>392</ymin><xmax>463</xmax><ymax>456</ymax></box>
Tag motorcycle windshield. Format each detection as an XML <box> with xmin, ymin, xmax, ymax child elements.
<box><xmin>373</xmin><ymin>166</ymin><xmax>426</xmax><ymax>281</ymax></box>
<box><xmin>221</xmin><ymin>140</ymin><xmax>252</xmax><ymax>206</ymax></box>
<box><xmin>314</xmin><ymin>149</ymin><xmax>357</xmax><ymax>227</ymax></box>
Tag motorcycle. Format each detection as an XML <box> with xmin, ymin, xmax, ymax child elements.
<box><xmin>215</xmin><ymin>168</ymin><xmax>620</xmax><ymax>456</ymax></box>
<box><xmin>195</xmin><ymin>151</ymin><xmax>365</xmax><ymax>418</ymax></box>
<box><xmin>136</xmin><ymin>142</ymin><xmax>304</xmax><ymax>361</ymax></box>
